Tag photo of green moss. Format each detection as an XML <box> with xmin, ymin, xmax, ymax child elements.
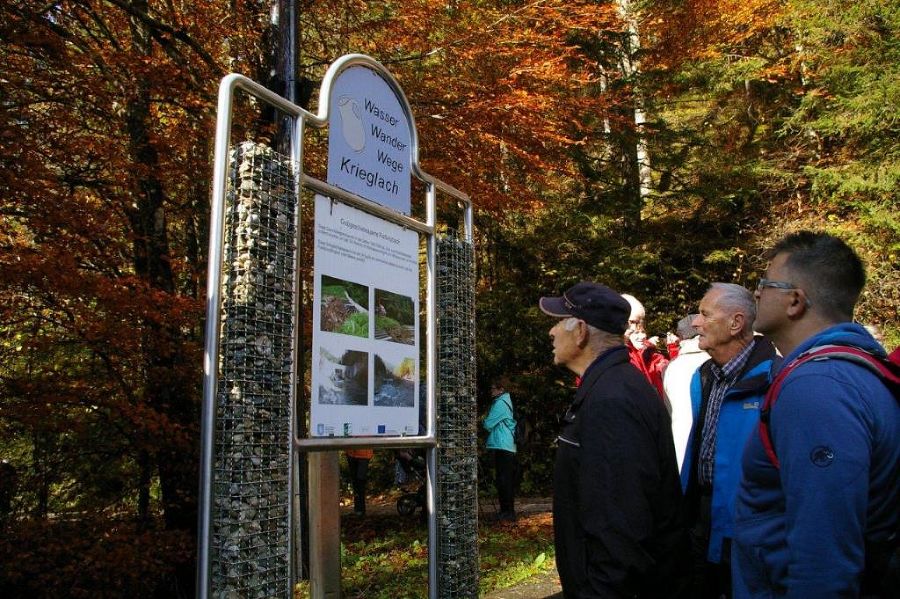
<box><xmin>320</xmin><ymin>275</ymin><xmax>370</xmax><ymax>338</ymax></box>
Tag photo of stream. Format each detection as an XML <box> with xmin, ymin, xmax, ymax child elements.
<box><xmin>373</xmin><ymin>353</ymin><xmax>415</xmax><ymax>407</ymax></box>
<box><xmin>317</xmin><ymin>347</ymin><xmax>369</xmax><ymax>406</ymax></box>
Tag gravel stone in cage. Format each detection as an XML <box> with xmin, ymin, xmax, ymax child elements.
<box><xmin>209</xmin><ymin>142</ymin><xmax>296</xmax><ymax>598</ymax></box>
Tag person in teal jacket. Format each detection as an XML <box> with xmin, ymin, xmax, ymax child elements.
<box><xmin>680</xmin><ymin>283</ymin><xmax>779</xmax><ymax>598</ymax></box>
<box><xmin>484</xmin><ymin>380</ymin><xmax>517</xmax><ymax>522</ymax></box>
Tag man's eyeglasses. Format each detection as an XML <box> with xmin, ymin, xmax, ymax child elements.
<box><xmin>756</xmin><ymin>278</ymin><xmax>798</xmax><ymax>292</ymax></box>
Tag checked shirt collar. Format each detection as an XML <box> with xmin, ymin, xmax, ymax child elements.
<box><xmin>698</xmin><ymin>337</ymin><xmax>757</xmax><ymax>486</ymax></box>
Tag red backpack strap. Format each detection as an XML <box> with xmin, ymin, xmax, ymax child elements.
<box><xmin>759</xmin><ymin>361</ymin><xmax>798</xmax><ymax>470</ymax></box>
<box><xmin>889</xmin><ymin>346</ymin><xmax>900</xmax><ymax>370</ymax></box>
<box><xmin>807</xmin><ymin>346</ymin><xmax>900</xmax><ymax>387</ymax></box>
<box><xmin>758</xmin><ymin>345</ymin><xmax>900</xmax><ymax>469</ymax></box>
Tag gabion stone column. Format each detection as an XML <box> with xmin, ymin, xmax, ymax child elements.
<box><xmin>210</xmin><ymin>142</ymin><xmax>296</xmax><ymax>598</ymax></box>
<box><xmin>436</xmin><ymin>234</ymin><xmax>479</xmax><ymax>597</ymax></box>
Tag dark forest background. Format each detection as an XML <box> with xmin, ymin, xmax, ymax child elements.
<box><xmin>1</xmin><ymin>0</ymin><xmax>897</xmax><ymax>596</ymax></box>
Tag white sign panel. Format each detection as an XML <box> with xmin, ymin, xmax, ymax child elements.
<box><xmin>327</xmin><ymin>66</ymin><xmax>412</xmax><ymax>215</ymax></box>
<box><xmin>310</xmin><ymin>196</ymin><xmax>419</xmax><ymax>437</ymax></box>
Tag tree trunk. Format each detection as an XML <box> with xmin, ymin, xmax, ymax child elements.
<box><xmin>33</xmin><ymin>432</ymin><xmax>51</xmax><ymax>519</ymax></box>
<box><xmin>614</xmin><ymin>0</ymin><xmax>650</xmax><ymax>229</ymax></box>
<box><xmin>138</xmin><ymin>449</ymin><xmax>152</xmax><ymax>525</ymax></box>
<box><xmin>125</xmin><ymin>0</ymin><xmax>196</xmax><ymax>535</ymax></box>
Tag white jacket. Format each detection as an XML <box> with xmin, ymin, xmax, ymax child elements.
<box><xmin>663</xmin><ymin>337</ymin><xmax>710</xmax><ymax>471</ymax></box>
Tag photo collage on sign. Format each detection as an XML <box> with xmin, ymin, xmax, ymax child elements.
<box><xmin>316</xmin><ymin>274</ymin><xmax>416</xmax><ymax>409</ymax></box>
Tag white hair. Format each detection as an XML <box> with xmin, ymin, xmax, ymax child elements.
<box><xmin>709</xmin><ymin>283</ymin><xmax>757</xmax><ymax>332</ymax></box>
<box><xmin>563</xmin><ymin>317</ymin><xmax>581</xmax><ymax>331</ymax></box>
<box><xmin>621</xmin><ymin>293</ymin><xmax>645</xmax><ymax>322</ymax></box>
<box><xmin>562</xmin><ymin>317</ymin><xmax>621</xmax><ymax>351</ymax></box>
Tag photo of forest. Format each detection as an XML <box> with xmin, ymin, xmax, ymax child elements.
<box><xmin>374</xmin><ymin>288</ymin><xmax>415</xmax><ymax>345</ymax></box>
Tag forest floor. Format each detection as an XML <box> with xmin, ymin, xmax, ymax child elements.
<box><xmin>336</xmin><ymin>494</ymin><xmax>563</xmax><ymax>598</ymax></box>
<box><xmin>340</xmin><ymin>494</ymin><xmax>553</xmax><ymax>520</ymax></box>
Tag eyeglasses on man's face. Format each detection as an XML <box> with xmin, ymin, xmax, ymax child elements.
<box><xmin>756</xmin><ymin>278</ymin><xmax>798</xmax><ymax>292</ymax></box>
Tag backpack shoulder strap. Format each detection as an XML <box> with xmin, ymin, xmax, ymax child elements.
<box><xmin>759</xmin><ymin>345</ymin><xmax>899</xmax><ymax>469</ymax></box>
<box><xmin>888</xmin><ymin>346</ymin><xmax>900</xmax><ymax>371</ymax></box>
<box><xmin>502</xmin><ymin>396</ymin><xmax>515</xmax><ymax>418</ymax></box>
<box><xmin>804</xmin><ymin>345</ymin><xmax>900</xmax><ymax>386</ymax></box>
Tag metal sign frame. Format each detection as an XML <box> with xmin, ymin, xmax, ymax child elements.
<box><xmin>198</xmin><ymin>54</ymin><xmax>472</xmax><ymax>599</ymax></box>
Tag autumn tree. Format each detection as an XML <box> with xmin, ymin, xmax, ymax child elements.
<box><xmin>638</xmin><ymin>0</ymin><xmax>898</xmax><ymax>332</ymax></box>
<box><xmin>0</xmin><ymin>0</ymin><xmax>270</xmax><ymax>595</ymax></box>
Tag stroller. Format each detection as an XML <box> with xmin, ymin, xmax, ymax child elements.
<box><xmin>394</xmin><ymin>450</ymin><xmax>426</xmax><ymax>516</ymax></box>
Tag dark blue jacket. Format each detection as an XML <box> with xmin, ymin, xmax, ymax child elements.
<box><xmin>733</xmin><ymin>323</ymin><xmax>899</xmax><ymax>598</ymax></box>
<box><xmin>554</xmin><ymin>346</ymin><xmax>690</xmax><ymax>598</ymax></box>
<box><xmin>681</xmin><ymin>337</ymin><xmax>778</xmax><ymax>564</ymax></box>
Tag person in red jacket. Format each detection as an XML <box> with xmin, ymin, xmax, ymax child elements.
<box><xmin>622</xmin><ymin>293</ymin><xmax>669</xmax><ymax>401</ymax></box>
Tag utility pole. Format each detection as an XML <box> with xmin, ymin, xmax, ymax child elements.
<box><xmin>273</xmin><ymin>0</ymin><xmax>298</xmax><ymax>153</ymax></box>
<box><xmin>270</xmin><ymin>0</ymin><xmax>311</xmax><ymax>584</ymax></box>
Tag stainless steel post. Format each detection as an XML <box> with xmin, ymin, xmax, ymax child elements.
<box><xmin>196</xmin><ymin>75</ymin><xmax>237</xmax><ymax>599</ymax></box>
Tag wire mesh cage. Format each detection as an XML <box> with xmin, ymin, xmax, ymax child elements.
<box><xmin>210</xmin><ymin>142</ymin><xmax>297</xmax><ymax>598</ymax></box>
<box><xmin>436</xmin><ymin>233</ymin><xmax>479</xmax><ymax>598</ymax></box>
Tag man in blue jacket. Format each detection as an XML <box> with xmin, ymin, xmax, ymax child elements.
<box><xmin>681</xmin><ymin>283</ymin><xmax>778</xmax><ymax>598</ymax></box>
<box><xmin>733</xmin><ymin>231</ymin><xmax>899</xmax><ymax>598</ymax></box>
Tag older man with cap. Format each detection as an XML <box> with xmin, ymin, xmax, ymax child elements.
<box><xmin>540</xmin><ymin>282</ymin><xmax>689</xmax><ymax>599</ymax></box>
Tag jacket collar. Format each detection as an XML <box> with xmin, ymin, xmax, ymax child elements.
<box><xmin>678</xmin><ymin>337</ymin><xmax>705</xmax><ymax>355</ymax></box>
<box><xmin>574</xmin><ymin>345</ymin><xmax>630</xmax><ymax>405</ymax></box>
<box><xmin>777</xmin><ymin>322</ymin><xmax>886</xmax><ymax>375</ymax></box>
<box><xmin>699</xmin><ymin>335</ymin><xmax>779</xmax><ymax>396</ymax></box>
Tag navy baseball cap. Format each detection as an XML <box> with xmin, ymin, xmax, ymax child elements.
<box><xmin>539</xmin><ymin>282</ymin><xmax>630</xmax><ymax>335</ymax></box>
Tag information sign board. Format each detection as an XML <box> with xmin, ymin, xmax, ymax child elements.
<box><xmin>311</xmin><ymin>64</ymin><xmax>419</xmax><ymax>437</ymax></box>
<box><xmin>310</xmin><ymin>198</ymin><xmax>419</xmax><ymax>436</ymax></box>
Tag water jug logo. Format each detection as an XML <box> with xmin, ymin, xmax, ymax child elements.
<box><xmin>338</xmin><ymin>96</ymin><xmax>366</xmax><ymax>152</ymax></box>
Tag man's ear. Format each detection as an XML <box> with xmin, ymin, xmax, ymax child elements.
<box><xmin>730</xmin><ymin>313</ymin><xmax>745</xmax><ymax>336</ymax></box>
<box><xmin>576</xmin><ymin>321</ymin><xmax>589</xmax><ymax>348</ymax></box>
<box><xmin>786</xmin><ymin>289</ymin><xmax>809</xmax><ymax>318</ymax></box>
